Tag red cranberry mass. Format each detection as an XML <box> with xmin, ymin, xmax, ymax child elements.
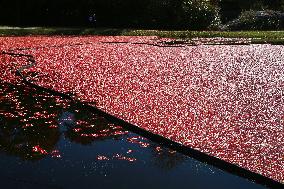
<box><xmin>1</xmin><ymin>36</ymin><xmax>283</xmax><ymax>184</ymax></box>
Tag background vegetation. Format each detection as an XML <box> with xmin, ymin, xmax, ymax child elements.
<box><xmin>0</xmin><ymin>0</ymin><xmax>284</xmax><ymax>30</ymax></box>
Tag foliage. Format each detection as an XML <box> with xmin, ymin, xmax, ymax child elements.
<box><xmin>219</xmin><ymin>0</ymin><xmax>284</xmax><ymax>23</ymax></box>
<box><xmin>180</xmin><ymin>0</ymin><xmax>221</xmax><ymax>30</ymax></box>
<box><xmin>0</xmin><ymin>0</ymin><xmax>220</xmax><ymax>30</ymax></box>
<box><xmin>2</xmin><ymin>0</ymin><xmax>284</xmax><ymax>30</ymax></box>
<box><xmin>225</xmin><ymin>10</ymin><xmax>284</xmax><ymax>30</ymax></box>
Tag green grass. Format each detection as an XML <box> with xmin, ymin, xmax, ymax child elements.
<box><xmin>1</xmin><ymin>26</ymin><xmax>284</xmax><ymax>44</ymax></box>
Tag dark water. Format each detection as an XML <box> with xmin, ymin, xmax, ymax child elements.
<box><xmin>0</xmin><ymin>80</ymin><xmax>266</xmax><ymax>189</ymax></box>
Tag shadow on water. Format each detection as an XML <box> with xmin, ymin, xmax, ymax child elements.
<box><xmin>0</xmin><ymin>80</ymin><xmax>268</xmax><ymax>189</ymax></box>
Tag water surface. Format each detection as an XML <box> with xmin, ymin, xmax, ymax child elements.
<box><xmin>0</xmin><ymin>80</ymin><xmax>266</xmax><ymax>189</ymax></box>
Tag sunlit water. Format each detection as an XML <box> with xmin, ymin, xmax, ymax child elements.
<box><xmin>0</xmin><ymin>80</ymin><xmax>266</xmax><ymax>189</ymax></box>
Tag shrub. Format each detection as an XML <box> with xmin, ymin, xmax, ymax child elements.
<box><xmin>225</xmin><ymin>10</ymin><xmax>284</xmax><ymax>30</ymax></box>
<box><xmin>179</xmin><ymin>0</ymin><xmax>221</xmax><ymax>30</ymax></box>
<box><xmin>143</xmin><ymin>0</ymin><xmax>221</xmax><ymax>30</ymax></box>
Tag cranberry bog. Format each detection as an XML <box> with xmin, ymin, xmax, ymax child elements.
<box><xmin>0</xmin><ymin>36</ymin><xmax>283</xmax><ymax>188</ymax></box>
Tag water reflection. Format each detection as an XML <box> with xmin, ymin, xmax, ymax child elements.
<box><xmin>0</xmin><ymin>80</ymin><xmax>182</xmax><ymax>164</ymax></box>
<box><xmin>0</xmin><ymin>81</ymin><xmax>60</xmax><ymax>160</ymax></box>
<box><xmin>150</xmin><ymin>146</ymin><xmax>186</xmax><ymax>171</ymax></box>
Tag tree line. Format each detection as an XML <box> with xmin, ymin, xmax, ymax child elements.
<box><xmin>0</xmin><ymin>0</ymin><xmax>284</xmax><ymax>29</ymax></box>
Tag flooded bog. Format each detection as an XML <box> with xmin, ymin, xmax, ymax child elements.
<box><xmin>0</xmin><ymin>81</ymin><xmax>265</xmax><ymax>189</ymax></box>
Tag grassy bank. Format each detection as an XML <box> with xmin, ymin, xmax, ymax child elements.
<box><xmin>1</xmin><ymin>27</ymin><xmax>284</xmax><ymax>44</ymax></box>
